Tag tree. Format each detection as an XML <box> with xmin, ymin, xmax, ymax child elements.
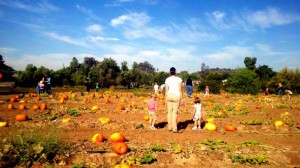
<box><xmin>225</xmin><ymin>68</ymin><xmax>260</xmax><ymax>94</ymax></box>
<box><xmin>200</xmin><ymin>63</ymin><xmax>209</xmax><ymax>80</ymax></box>
<box><xmin>98</xmin><ymin>58</ymin><xmax>121</xmax><ymax>87</ymax></box>
<box><xmin>198</xmin><ymin>72</ymin><xmax>224</xmax><ymax>94</ymax></box>
<box><xmin>136</xmin><ymin>61</ymin><xmax>155</xmax><ymax>73</ymax></box>
<box><xmin>70</xmin><ymin>57</ymin><xmax>79</xmax><ymax>73</ymax></box>
<box><xmin>244</xmin><ymin>57</ymin><xmax>257</xmax><ymax>70</ymax></box>
<box><xmin>255</xmin><ymin>65</ymin><xmax>276</xmax><ymax>89</ymax></box>
<box><xmin>121</xmin><ymin>61</ymin><xmax>129</xmax><ymax>72</ymax></box>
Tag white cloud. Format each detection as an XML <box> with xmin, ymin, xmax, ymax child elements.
<box><xmin>245</xmin><ymin>7</ymin><xmax>300</xmax><ymax>29</ymax></box>
<box><xmin>45</xmin><ymin>32</ymin><xmax>88</xmax><ymax>47</ymax></box>
<box><xmin>86</xmin><ymin>24</ymin><xmax>103</xmax><ymax>33</ymax></box>
<box><xmin>76</xmin><ymin>4</ymin><xmax>101</xmax><ymax>21</ymax></box>
<box><xmin>5</xmin><ymin>53</ymin><xmax>100</xmax><ymax>71</ymax></box>
<box><xmin>212</xmin><ymin>11</ymin><xmax>226</xmax><ymax>21</ymax></box>
<box><xmin>111</xmin><ymin>12</ymin><xmax>151</xmax><ymax>27</ymax></box>
<box><xmin>89</xmin><ymin>36</ymin><xmax>119</xmax><ymax>42</ymax></box>
<box><xmin>0</xmin><ymin>0</ymin><xmax>58</xmax><ymax>13</ymax></box>
<box><xmin>0</xmin><ymin>47</ymin><xmax>17</xmax><ymax>54</ymax></box>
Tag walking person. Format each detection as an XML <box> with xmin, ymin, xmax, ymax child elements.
<box><xmin>85</xmin><ymin>78</ymin><xmax>91</xmax><ymax>92</ymax></box>
<box><xmin>204</xmin><ymin>86</ymin><xmax>210</xmax><ymax>97</ymax></box>
<box><xmin>277</xmin><ymin>83</ymin><xmax>283</xmax><ymax>100</ymax></box>
<box><xmin>147</xmin><ymin>93</ymin><xmax>159</xmax><ymax>130</ymax></box>
<box><xmin>165</xmin><ymin>67</ymin><xmax>183</xmax><ymax>133</ymax></box>
<box><xmin>191</xmin><ymin>97</ymin><xmax>202</xmax><ymax>130</ymax></box>
<box><xmin>186</xmin><ymin>76</ymin><xmax>193</xmax><ymax>97</ymax></box>
<box><xmin>154</xmin><ymin>82</ymin><xmax>159</xmax><ymax>94</ymax></box>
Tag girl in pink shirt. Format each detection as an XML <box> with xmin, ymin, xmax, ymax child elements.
<box><xmin>147</xmin><ymin>94</ymin><xmax>158</xmax><ymax>130</ymax></box>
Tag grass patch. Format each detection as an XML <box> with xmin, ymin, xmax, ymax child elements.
<box><xmin>228</xmin><ymin>154</ymin><xmax>269</xmax><ymax>165</ymax></box>
<box><xmin>0</xmin><ymin>125</ymin><xmax>70</xmax><ymax>167</ymax></box>
<box><xmin>201</xmin><ymin>139</ymin><xmax>227</xmax><ymax>150</ymax></box>
<box><xmin>240</xmin><ymin>120</ymin><xmax>262</xmax><ymax>125</ymax></box>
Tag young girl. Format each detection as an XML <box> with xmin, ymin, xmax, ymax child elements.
<box><xmin>147</xmin><ymin>94</ymin><xmax>158</xmax><ymax>130</ymax></box>
<box><xmin>204</xmin><ymin>86</ymin><xmax>209</xmax><ymax>97</ymax></box>
<box><xmin>192</xmin><ymin>97</ymin><xmax>202</xmax><ymax>130</ymax></box>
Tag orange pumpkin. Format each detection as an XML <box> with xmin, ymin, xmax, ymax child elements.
<box><xmin>110</xmin><ymin>133</ymin><xmax>125</xmax><ymax>142</ymax></box>
<box><xmin>40</xmin><ymin>103</ymin><xmax>47</xmax><ymax>110</ymax></box>
<box><xmin>255</xmin><ymin>105</ymin><xmax>261</xmax><ymax>109</ymax></box>
<box><xmin>113</xmin><ymin>142</ymin><xmax>128</xmax><ymax>155</ymax></box>
<box><xmin>92</xmin><ymin>133</ymin><xmax>104</xmax><ymax>143</ymax></box>
<box><xmin>7</xmin><ymin>103</ymin><xmax>14</xmax><ymax>110</ymax></box>
<box><xmin>59</xmin><ymin>98</ymin><xmax>65</xmax><ymax>104</ymax></box>
<box><xmin>15</xmin><ymin>94</ymin><xmax>20</xmax><ymax>100</ymax></box>
<box><xmin>224</xmin><ymin>125</ymin><xmax>237</xmax><ymax>132</ymax></box>
<box><xmin>32</xmin><ymin>104</ymin><xmax>40</xmax><ymax>110</ymax></box>
<box><xmin>36</xmin><ymin>96</ymin><xmax>41</xmax><ymax>101</ymax></box>
<box><xmin>117</xmin><ymin>105</ymin><xmax>125</xmax><ymax>110</ymax></box>
<box><xmin>63</xmin><ymin>95</ymin><xmax>68</xmax><ymax>100</ymax></box>
<box><xmin>16</xmin><ymin>114</ymin><xmax>28</xmax><ymax>121</ymax></box>
<box><xmin>18</xmin><ymin>104</ymin><xmax>26</xmax><ymax>110</ymax></box>
<box><xmin>10</xmin><ymin>97</ymin><xmax>16</xmax><ymax>103</ymax></box>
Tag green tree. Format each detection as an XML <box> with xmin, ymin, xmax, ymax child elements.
<box><xmin>98</xmin><ymin>58</ymin><xmax>121</xmax><ymax>87</ymax></box>
<box><xmin>121</xmin><ymin>61</ymin><xmax>129</xmax><ymax>72</ymax></box>
<box><xmin>136</xmin><ymin>61</ymin><xmax>155</xmax><ymax>74</ymax></box>
<box><xmin>255</xmin><ymin>65</ymin><xmax>276</xmax><ymax>89</ymax></box>
<box><xmin>244</xmin><ymin>57</ymin><xmax>257</xmax><ymax>70</ymax></box>
<box><xmin>225</xmin><ymin>68</ymin><xmax>260</xmax><ymax>94</ymax></box>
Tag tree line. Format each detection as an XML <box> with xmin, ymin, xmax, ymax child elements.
<box><xmin>0</xmin><ymin>55</ymin><xmax>299</xmax><ymax>94</ymax></box>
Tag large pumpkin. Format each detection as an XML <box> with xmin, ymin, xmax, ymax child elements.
<box><xmin>110</xmin><ymin>133</ymin><xmax>125</xmax><ymax>142</ymax></box>
<box><xmin>92</xmin><ymin>133</ymin><xmax>104</xmax><ymax>143</ymax></box>
<box><xmin>113</xmin><ymin>142</ymin><xmax>128</xmax><ymax>155</ymax></box>
<box><xmin>16</xmin><ymin>114</ymin><xmax>28</xmax><ymax>121</ymax></box>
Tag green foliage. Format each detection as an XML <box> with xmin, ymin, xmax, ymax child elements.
<box><xmin>138</xmin><ymin>153</ymin><xmax>156</xmax><ymax>164</ymax></box>
<box><xmin>201</xmin><ymin>139</ymin><xmax>227</xmax><ymax>150</ymax></box>
<box><xmin>0</xmin><ymin>126</ymin><xmax>70</xmax><ymax>167</ymax></box>
<box><xmin>225</xmin><ymin>68</ymin><xmax>261</xmax><ymax>94</ymax></box>
<box><xmin>240</xmin><ymin>120</ymin><xmax>262</xmax><ymax>125</ymax></box>
<box><xmin>199</xmin><ymin>72</ymin><xmax>224</xmax><ymax>94</ymax></box>
<box><xmin>150</xmin><ymin>145</ymin><xmax>165</xmax><ymax>152</ymax></box>
<box><xmin>71</xmin><ymin>163</ymin><xmax>85</xmax><ymax>168</ymax></box>
<box><xmin>67</xmin><ymin>109</ymin><xmax>79</xmax><ymax>117</ymax></box>
<box><xmin>244</xmin><ymin>57</ymin><xmax>257</xmax><ymax>71</ymax></box>
<box><xmin>228</xmin><ymin>154</ymin><xmax>269</xmax><ymax>165</ymax></box>
<box><xmin>240</xmin><ymin>140</ymin><xmax>260</xmax><ymax>146</ymax></box>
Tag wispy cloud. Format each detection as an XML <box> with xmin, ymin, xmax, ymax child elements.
<box><xmin>89</xmin><ymin>36</ymin><xmax>119</xmax><ymax>42</ymax></box>
<box><xmin>45</xmin><ymin>32</ymin><xmax>88</xmax><ymax>47</ymax></box>
<box><xmin>0</xmin><ymin>0</ymin><xmax>58</xmax><ymax>13</ymax></box>
<box><xmin>0</xmin><ymin>47</ymin><xmax>17</xmax><ymax>54</ymax></box>
<box><xmin>76</xmin><ymin>4</ymin><xmax>101</xmax><ymax>21</ymax></box>
<box><xmin>111</xmin><ymin>12</ymin><xmax>218</xmax><ymax>42</ymax></box>
<box><xmin>206</xmin><ymin>7</ymin><xmax>300</xmax><ymax>31</ymax></box>
<box><xmin>245</xmin><ymin>7</ymin><xmax>300</xmax><ymax>29</ymax></box>
<box><xmin>86</xmin><ymin>24</ymin><xmax>103</xmax><ymax>33</ymax></box>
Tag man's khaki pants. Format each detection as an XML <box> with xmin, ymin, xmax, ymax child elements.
<box><xmin>166</xmin><ymin>94</ymin><xmax>181</xmax><ymax>131</ymax></box>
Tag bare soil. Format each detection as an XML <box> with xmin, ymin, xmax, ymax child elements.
<box><xmin>0</xmin><ymin>90</ymin><xmax>300</xmax><ymax>168</ymax></box>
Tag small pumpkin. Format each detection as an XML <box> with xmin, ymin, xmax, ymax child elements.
<box><xmin>205</xmin><ymin>123</ymin><xmax>217</xmax><ymax>131</ymax></box>
<box><xmin>10</xmin><ymin>97</ymin><xmax>16</xmax><ymax>103</ymax></box>
<box><xmin>144</xmin><ymin>115</ymin><xmax>150</xmax><ymax>121</ymax></box>
<box><xmin>18</xmin><ymin>104</ymin><xmax>26</xmax><ymax>110</ymax></box>
<box><xmin>224</xmin><ymin>125</ymin><xmax>237</xmax><ymax>132</ymax></box>
<box><xmin>7</xmin><ymin>103</ymin><xmax>14</xmax><ymax>110</ymax></box>
<box><xmin>114</xmin><ymin>163</ymin><xmax>132</xmax><ymax>168</ymax></box>
<box><xmin>99</xmin><ymin>117</ymin><xmax>111</xmax><ymax>124</ymax></box>
<box><xmin>16</xmin><ymin>114</ymin><xmax>28</xmax><ymax>121</ymax></box>
<box><xmin>110</xmin><ymin>133</ymin><xmax>125</xmax><ymax>142</ymax></box>
<box><xmin>113</xmin><ymin>142</ymin><xmax>128</xmax><ymax>155</ymax></box>
<box><xmin>32</xmin><ymin>104</ymin><xmax>40</xmax><ymax>110</ymax></box>
<box><xmin>0</xmin><ymin>121</ymin><xmax>8</xmax><ymax>127</ymax></box>
<box><xmin>59</xmin><ymin>98</ymin><xmax>65</xmax><ymax>104</ymax></box>
<box><xmin>255</xmin><ymin>105</ymin><xmax>261</xmax><ymax>109</ymax></box>
<box><xmin>92</xmin><ymin>133</ymin><xmax>104</xmax><ymax>143</ymax></box>
<box><xmin>40</xmin><ymin>103</ymin><xmax>47</xmax><ymax>110</ymax></box>
<box><xmin>91</xmin><ymin>105</ymin><xmax>98</xmax><ymax>111</ymax></box>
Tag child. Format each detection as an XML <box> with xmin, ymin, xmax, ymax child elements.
<box><xmin>36</xmin><ymin>82</ymin><xmax>41</xmax><ymax>94</ymax></box>
<box><xmin>95</xmin><ymin>83</ymin><xmax>99</xmax><ymax>92</ymax></box>
<box><xmin>264</xmin><ymin>88</ymin><xmax>269</xmax><ymax>96</ymax></box>
<box><xmin>204</xmin><ymin>86</ymin><xmax>209</xmax><ymax>97</ymax></box>
<box><xmin>38</xmin><ymin>81</ymin><xmax>45</xmax><ymax>93</ymax></box>
<box><xmin>285</xmin><ymin>89</ymin><xmax>293</xmax><ymax>100</ymax></box>
<box><xmin>147</xmin><ymin>94</ymin><xmax>158</xmax><ymax>130</ymax></box>
<box><xmin>192</xmin><ymin>97</ymin><xmax>202</xmax><ymax>130</ymax></box>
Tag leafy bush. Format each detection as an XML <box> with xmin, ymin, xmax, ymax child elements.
<box><xmin>225</xmin><ymin>68</ymin><xmax>261</xmax><ymax>94</ymax></box>
<box><xmin>0</xmin><ymin>125</ymin><xmax>70</xmax><ymax>167</ymax></box>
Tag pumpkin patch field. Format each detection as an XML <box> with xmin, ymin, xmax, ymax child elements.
<box><xmin>0</xmin><ymin>90</ymin><xmax>300</xmax><ymax>167</ymax></box>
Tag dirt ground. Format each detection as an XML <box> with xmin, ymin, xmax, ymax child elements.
<box><xmin>0</xmin><ymin>89</ymin><xmax>300</xmax><ymax>168</ymax></box>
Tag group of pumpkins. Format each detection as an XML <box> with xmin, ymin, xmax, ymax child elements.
<box><xmin>92</xmin><ymin>132</ymin><xmax>128</xmax><ymax>155</ymax></box>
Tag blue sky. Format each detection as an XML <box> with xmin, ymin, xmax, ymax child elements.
<box><xmin>0</xmin><ymin>0</ymin><xmax>299</xmax><ymax>73</ymax></box>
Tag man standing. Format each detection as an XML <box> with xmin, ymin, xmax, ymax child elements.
<box><xmin>165</xmin><ymin>67</ymin><xmax>183</xmax><ymax>133</ymax></box>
